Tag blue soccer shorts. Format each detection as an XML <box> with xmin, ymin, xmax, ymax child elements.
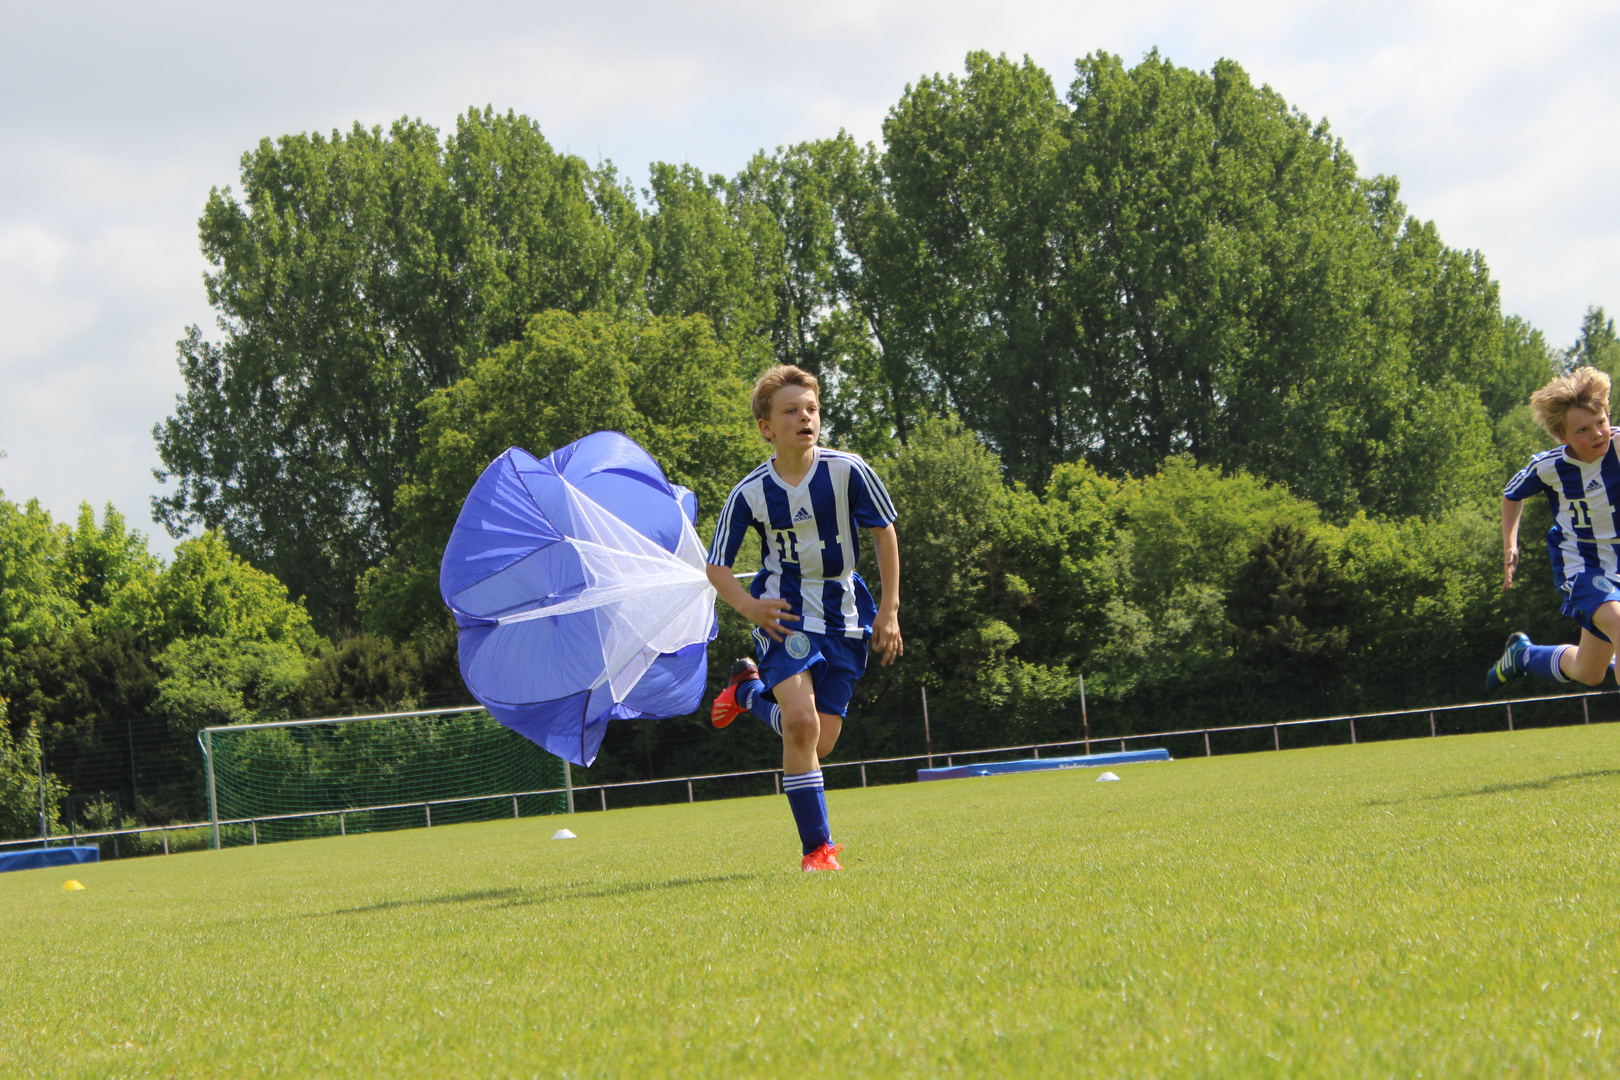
<box><xmin>751</xmin><ymin>627</ymin><xmax>869</xmax><ymax>717</ymax></box>
<box><xmin>1558</xmin><ymin>565</ymin><xmax>1620</xmax><ymax>643</ymax></box>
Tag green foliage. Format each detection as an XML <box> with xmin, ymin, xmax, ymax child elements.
<box><xmin>151</xmin><ymin>638</ymin><xmax>309</xmax><ymax>742</ymax></box>
<box><xmin>1574</xmin><ymin>305</ymin><xmax>1620</xmax><ymax>377</ymax></box>
<box><xmin>0</xmin><ymin>708</ymin><xmax>67</xmax><ymax>841</ymax></box>
<box><xmin>1228</xmin><ymin>523</ymin><xmax>1348</xmax><ymax>670</ymax></box>
<box><xmin>299</xmin><ymin>634</ymin><xmax>427</xmax><ymax>717</ymax></box>
<box><xmin>94</xmin><ymin>532</ymin><xmax>318</xmax><ymax>653</ymax></box>
<box><xmin>0</xmin><ymin>496</ymin><xmax>78</xmax><ymax>681</ymax></box>
<box><xmin>643</xmin><ymin>163</ymin><xmax>778</xmax><ymax>361</ymax></box>
<box><xmin>361</xmin><ymin>309</ymin><xmax>756</xmax><ymax>640</ymax></box>
<box><xmin>732</xmin><ymin>135</ymin><xmax>905</xmax><ymax>457</ymax></box>
<box><xmin>879</xmin><ymin>52</ymin><xmax>1074</xmax><ymax>484</ymax></box>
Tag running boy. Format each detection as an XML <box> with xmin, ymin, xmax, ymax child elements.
<box><xmin>1488</xmin><ymin>366</ymin><xmax>1620</xmax><ymax>692</ymax></box>
<box><xmin>704</xmin><ymin>365</ymin><xmax>902</xmax><ymax>871</ymax></box>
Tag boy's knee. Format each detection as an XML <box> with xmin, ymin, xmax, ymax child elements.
<box><xmin>1573</xmin><ymin>668</ymin><xmax>1608</xmax><ymax>687</ymax></box>
<box><xmin>780</xmin><ymin>708</ymin><xmax>819</xmax><ymax>743</ymax></box>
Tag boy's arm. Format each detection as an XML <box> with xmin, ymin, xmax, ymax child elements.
<box><xmin>869</xmin><ymin>524</ymin><xmax>902</xmax><ymax>665</ymax></box>
<box><xmin>1501</xmin><ymin>497</ymin><xmax>1523</xmax><ymax>591</ymax></box>
<box><xmin>705</xmin><ymin>563</ymin><xmax>799</xmax><ymax>641</ymax></box>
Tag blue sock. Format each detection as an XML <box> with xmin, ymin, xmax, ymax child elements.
<box><xmin>738</xmin><ymin>680</ymin><xmax>781</xmax><ymax>735</ymax></box>
<box><xmin>782</xmin><ymin>770</ymin><xmax>830</xmax><ymax>855</ymax></box>
<box><xmin>1522</xmin><ymin>644</ymin><xmax>1569</xmax><ymax>682</ymax></box>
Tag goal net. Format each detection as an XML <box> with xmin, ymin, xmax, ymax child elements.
<box><xmin>201</xmin><ymin>707</ymin><xmax>568</xmax><ymax>846</ymax></box>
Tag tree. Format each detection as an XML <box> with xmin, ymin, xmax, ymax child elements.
<box><xmin>732</xmin><ymin>136</ymin><xmax>908</xmax><ymax>457</ymax></box>
<box><xmin>153</xmin><ymin>109</ymin><xmax>645</xmax><ymax>630</ymax></box>
<box><xmin>0</xmin><ymin>704</ymin><xmax>66</xmax><ymax>841</ymax></box>
<box><xmin>0</xmin><ymin>495</ymin><xmax>78</xmax><ymax>687</ymax></box>
<box><xmin>1574</xmin><ymin>305</ymin><xmax>1619</xmax><ymax>374</ymax></box>
<box><xmin>299</xmin><ymin>634</ymin><xmax>427</xmax><ymax>717</ymax></box>
<box><xmin>879</xmin><ymin>52</ymin><xmax>1076</xmax><ymax>486</ymax></box>
<box><xmin>359</xmin><ymin>309</ymin><xmax>758</xmax><ymax>640</ymax></box>
<box><xmin>643</xmin><ymin>162</ymin><xmax>778</xmax><ymax>362</ymax></box>
<box><xmin>1227</xmin><ymin>522</ymin><xmax>1348</xmax><ymax>670</ymax></box>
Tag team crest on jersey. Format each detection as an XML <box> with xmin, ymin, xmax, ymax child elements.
<box><xmin>785</xmin><ymin>631</ymin><xmax>812</xmax><ymax>659</ymax></box>
<box><xmin>792</xmin><ymin>506</ymin><xmax>812</xmax><ymax>523</ymax></box>
<box><xmin>1600</xmin><ymin>577</ymin><xmax>1617</xmax><ymax>594</ymax></box>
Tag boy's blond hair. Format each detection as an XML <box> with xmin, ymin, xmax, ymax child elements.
<box><xmin>751</xmin><ymin>364</ymin><xmax>819</xmax><ymax>421</ymax></box>
<box><xmin>1531</xmin><ymin>366</ymin><xmax>1613</xmax><ymax>439</ymax></box>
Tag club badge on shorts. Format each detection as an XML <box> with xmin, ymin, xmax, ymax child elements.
<box><xmin>785</xmin><ymin>631</ymin><xmax>812</xmax><ymax>659</ymax></box>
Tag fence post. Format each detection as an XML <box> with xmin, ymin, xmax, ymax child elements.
<box><xmin>564</xmin><ymin>761</ymin><xmax>575</xmax><ymax>815</ymax></box>
<box><xmin>1350</xmin><ymin>719</ymin><xmax>1357</xmax><ymax>744</ymax></box>
<box><xmin>203</xmin><ymin>729</ymin><xmax>220</xmax><ymax>852</ymax></box>
<box><xmin>1032</xmin><ymin>745</ymin><xmax>1040</xmax><ymax>759</ymax></box>
<box><xmin>1507</xmin><ymin>704</ymin><xmax>1514</xmax><ymax>732</ymax></box>
<box><xmin>337</xmin><ymin>813</ymin><xmax>343</xmax><ymax>838</ymax></box>
<box><xmin>1120</xmin><ymin>739</ymin><xmax>1126</xmax><ymax>752</ymax></box>
<box><xmin>922</xmin><ymin>687</ymin><xmax>934</xmax><ymax>769</ymax></box>
<box><xmin>775</xmin><ymin>772</ymin><xmax>781</xmax><ymax>795</ymax></box>
<box><xmin>1272</xmin><ymin>724</ymin><xmax>1280</xmax><ymax>752</ymax></box>
<box><xmin>513</xmin><ymin>795</ymin><xmax>520</xmax><ymax>819</ymax></box>
<box><xmin>1584</xmin><ymin>697</ymin><xmax>1591</xmax><ymax>725</ymax></box>
<box><xmin>424</xmin><ymin>804</ymin><xmax>432</xmax><ymax>828</ymax></box>
<box><xmin>37</xmin><ymin>728</ymin><xmax>46</xmax><ymax>845</ymax></box>
<box><xmin>1079</xmin><ymin>672</ymin><xmax>1091</xmax><ymax>754</ymax></box>
<box><xmin>162</xmin><ymin>829</ymin><xmax>169</xmax><ymax>856</ymax></box>
<box><xmin>600</xmin><ymin>788</ymin><xmax>607</xmax><ymax>812</ymax></box>
<box><xmin>860</xmin><ymin>764</ymin><xmax>868</xmax><ymax>788</ymax></box>
<box><xmin>252</xmin><ymin>820</ymin><xmax>260</xmax><ymax>845</ymax></box>
<box><xmin>1203</xmin><ymin>731</ymin><xmax>1211</xmax><ymax>757</ymax></box>
<box><xmin>1429</xmin><ymin>711</ymin><xmax>1437</xmax><ymax>738</ymax></box>
<box><xmin>687</xmin><ymin>780</ymin><xmax>694</xmax><ymax>803</ymax></box>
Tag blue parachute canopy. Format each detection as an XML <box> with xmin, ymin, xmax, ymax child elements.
<box><xmin>440</xmin><ymin>432</ymin><xmax>717</xmax><ymax>766</ymax></box>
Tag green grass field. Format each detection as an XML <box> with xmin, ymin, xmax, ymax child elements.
<box><xmin>4</xmin><ymin>724</ymin><xmax>1620</xmax><ymax>1078</ymax></box>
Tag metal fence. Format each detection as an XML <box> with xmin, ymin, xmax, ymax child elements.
<box><xmin>5</xmin><ymin>685</ymin><xmax>1611</xmax><ymax>857</ymax></box>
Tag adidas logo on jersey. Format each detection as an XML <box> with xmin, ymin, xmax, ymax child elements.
<box><xmin>1588</xmin><ymin>478</ymin><xmax>1604</xmax><ymax>492</ymax></box>
<box><xmin>792</xmin><ymin>506</ymin><xmax>812</xmax><ymax>523</ymax></box>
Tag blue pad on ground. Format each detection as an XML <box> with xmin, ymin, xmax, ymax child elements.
<box><xmin>0</xmin><ymin>846</ymin><xmax>100</xmax><ymax>874</ymax></box>
<box><xmin>918</xmin><ymin>748</ymin><xmax>1171</xmax><ymax>781</ymax></box>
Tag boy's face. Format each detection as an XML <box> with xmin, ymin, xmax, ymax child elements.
<box><xmin>759</xmin><ymin>384</ymin><xmax>820</xmax><ymax>451</ymax></box>
<box><xmin>1560</xmin><ymin>405</ymin><xmax>1612</xmax><ymax>464</ymax></box>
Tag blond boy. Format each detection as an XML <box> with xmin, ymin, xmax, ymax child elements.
<box><xmin>704</xmin><ymin>365</ymin><xmax>902</xmax><ymax>870</ymax></box>
<box><xmin>1490</xmin><ymin>366</ymin><xmax>1620</xmax><ymax>690</ymax></box>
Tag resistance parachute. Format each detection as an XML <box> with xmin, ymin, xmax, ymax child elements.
<box><xmin>440</xmin><ymin>432</ymin><xmax>717</xmax><ymax>766</ymax></box>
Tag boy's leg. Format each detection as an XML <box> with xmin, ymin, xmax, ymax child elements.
<box><xmin>774</xmin><ymin>671</ymin><xmax>821</xmax><ymax>774</ymax></box>
<box><xmin>774</xmin><ymin>672</ymin><xmax>837</xmax><ymax>863</ymax></box>
<box><xmin>1561</xmin><ymin>602</ymin><xmax>1620</xmax><ymax>685</ymax></box>
<box><xmin>816</xmin><ymin>711</ymin><xmax>842</xmax><ymax>759</ymax></box>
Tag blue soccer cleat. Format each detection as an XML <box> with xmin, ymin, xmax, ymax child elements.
<box><xmin>1485</xmin><ymin>632</ymin><xmax>1531</xmax><ymax>694</ymax></box>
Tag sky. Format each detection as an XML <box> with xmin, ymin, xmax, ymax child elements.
<box><xmin>2</xmin><ymin>0</ymin><xmax>1617</xmax><ymax>557</ymax></box>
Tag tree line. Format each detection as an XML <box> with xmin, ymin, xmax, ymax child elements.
<box><xmin>4</xmin><ymin>49</ymin><xmax>1620</xmax><ymax>835</ymax></box>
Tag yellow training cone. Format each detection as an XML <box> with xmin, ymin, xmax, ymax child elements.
<box><xmin>61</xmin><ymin>880</ymin><xmax>84</xmax><ymax>891</ymax></box>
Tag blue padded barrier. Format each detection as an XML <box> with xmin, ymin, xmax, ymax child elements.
<box><xmin>918</xmin><ymin>748</ymin><xmax>1171</xmax><ymax>781</ymax></box>
<box><xmin>0</xmin><ymin>846</ymin><xmax>100</xmax><ymax>874</ymax></box>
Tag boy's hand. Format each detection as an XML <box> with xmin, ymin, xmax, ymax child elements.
<box><xmin>871</xmin><ymin>608</ymin><xmax>903</xmax><ymax>665</ymax></box>
<box><xmin>1503</xmin><ymin>547</ymin><xmax>1519</xmax><ymax>591</ymax></box>
<box><xmin>742</xmin><ymin>595</ymin><xmax>799</xmax><ymax>641</ymax></box>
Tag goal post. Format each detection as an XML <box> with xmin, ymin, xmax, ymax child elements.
<box><xmin>199</xmin><ymin>706</ymin><xmax>569</xmax><ymax>849</ymax></box>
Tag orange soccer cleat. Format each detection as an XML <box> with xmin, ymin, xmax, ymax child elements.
<box><xmin>800</xmin><ymin>842</ymin><xmax>845</xmax><ymax>872</ymax></box>
<box><xmin>710</xmin><ymin>658</ymin><xmax>760</xmax><ymax>729</ymax></box>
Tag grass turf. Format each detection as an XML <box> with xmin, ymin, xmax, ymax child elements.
<box><xmin>4</xmin><ymin>724</ymin><xmax>1620</xmax><ymax>1077</ymax></box>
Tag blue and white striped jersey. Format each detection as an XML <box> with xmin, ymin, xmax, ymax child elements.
<box><xmin>1504</xmin><ymin>437</ymin><xmax>1620</xmax><ymax>581</ymax></box>
<box><xmin>707</xmin><ymin>448</ymin><xmax>898</xmax><ymax>638</ymax></box>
